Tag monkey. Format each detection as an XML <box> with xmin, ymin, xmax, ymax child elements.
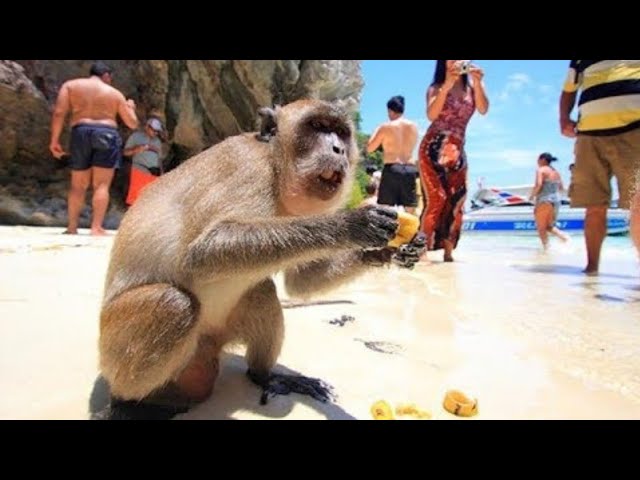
<box><xmin>97</xmin><ymin>99</ymin><xmax>416</xmax><ymax>419</ymax></box>
<box><xmin>256</xmin><ymin>106</ymin><xmax>278</xmax><ymax>142</ymax></box>
<box><xmin>632</xmin><ymin>182</ymin><xmax>640</xmax><ymax>257</ymax></box>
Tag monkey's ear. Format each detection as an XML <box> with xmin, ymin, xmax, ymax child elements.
<box><xmin>256</xmin><ymin>107</ymin><xmax>278</xmax><ymax>143</ymax></box>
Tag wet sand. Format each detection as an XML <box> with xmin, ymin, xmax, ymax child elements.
<box><xmin>1</xmin><ymin>225</ymin><xmax>639</xmax><ymax>420</ymax></box>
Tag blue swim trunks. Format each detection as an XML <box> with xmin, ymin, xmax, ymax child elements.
<box><xmin>69</xmin><ymin>123</ymin><xmax>122</xmax><ymax>170</ymax></box>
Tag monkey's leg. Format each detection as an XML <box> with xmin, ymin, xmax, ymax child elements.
<box><xmin>99</xmin><ymin>336</ymin><xmax>221</xmax><ymax>421</ymax></box>
<box><xmin>99</xmin><ymin>284</ymin><xmax>209</xmax><ymax>418</ymax></box>
<box><xmin>227</xmin><ymin>280</ymin><xmax>284</xmax><ymax>379</ymax></box>
<box><xmin>230</xmin><ymin>280</ymin><xmax>335</xmax><ymax>405</ymax></box>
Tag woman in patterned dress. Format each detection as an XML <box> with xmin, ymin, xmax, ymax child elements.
<box><xmin>418</xmin><ymin>60</ymin><xmax>489</xmax><ymax>262</ymax></box>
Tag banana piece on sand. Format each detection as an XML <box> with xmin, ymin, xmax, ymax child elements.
<box><xmin>371</xmin><ymin>400</ymin><xmax>395</xmax><ymax>420</ymax></box>
<box><xmin>443</xmin><ymin>390</ymin><xmax>478</xmax><ymax>417</ymax></box>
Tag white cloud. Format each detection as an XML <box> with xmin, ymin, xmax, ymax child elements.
<box><xmin>498</xmin><ymin>148</ymin><xmax>541</xmax><ymax>167</ymax></box>
<box><xmin>497</xmin><ymin>72</ymin><xmax>543</xmax><ymax>105</ymax></box>
<box><xmin>538</xmin><ymin>84</ymin><xmax>553</xmax><ymax>94</ymax></box>
<box><xmin>498</xmin><ymin>90</ymin><xmax>510</xmax><ymax>102</ymax></box>
<box><xmin>507</xmin><ymin>73</ymin><xmax>531</xmax><ymax>88</ymax></box>
<box><xmin>465</xmin><ymin>115</ymin><xmax>509</xmax><ymax>139</ymax></box>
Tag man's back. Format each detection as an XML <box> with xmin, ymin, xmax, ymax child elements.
<box><xmin>379</xmin><ymin>118</ymin><xmax>418</xmax><ymax>164</ymax></box>
<box><xmin>65</xmin><ymin>77</ymin><xmax>126</xmax><ymax>127</ymax></box>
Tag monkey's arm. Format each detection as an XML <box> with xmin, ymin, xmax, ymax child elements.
<box><xmin>283</xmin><ymin>249</ymin><xmax>392</xmax><ymax>298</ymax></box>
<box><xmin>183</xmin><ymin>208</ymin><xmax>397</xmax><ymax>278</ymax></box>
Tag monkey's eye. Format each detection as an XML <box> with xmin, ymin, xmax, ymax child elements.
<box><xmin>336</xmin><ymin>126</ymin><xmax>351</xmax><ymax>138</ymax></box>
<box><xmin>311</xmin><ymin>120</ymin><xmax>328</xmax><ymax>132</ymax></box>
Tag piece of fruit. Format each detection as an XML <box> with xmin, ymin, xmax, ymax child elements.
<box><xmin>395</xmin><ymin>403</ymin><xmax>419</xmax><ymax>416</ymax></box>
<box><xmin>395</xmin><ymin>403</ymin><xmax>432</xmax><ymax>420</ymax></box>
<box><xmin>371</xmin><ymin>400</ymin><xmax>395</xmax><ymax>420</ymax></box>
<box><xmin>443</xmin><ymin>390</ymin><xmax>478</xmax><ymax>417</ymax></box>
<box><xmin>388</xmin><ymin>211</ymin><xmax>420</xmax><ymax>248</ymax></box>
<box><xmin>414</xmin><ymin>409</ymin><xmax>432</xmax><ymax>419</ymax></box>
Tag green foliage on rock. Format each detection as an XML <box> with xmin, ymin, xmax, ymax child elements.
<box><xmin>346</xmin><ymin>112</ymin><xmax>382</xmax><ymax>209</ymax></box>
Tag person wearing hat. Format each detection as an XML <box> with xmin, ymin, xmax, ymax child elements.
<box><xmin>123</xmin><ymin>117</ymin><xmax>165</xmax><ymax>206</ymax></box>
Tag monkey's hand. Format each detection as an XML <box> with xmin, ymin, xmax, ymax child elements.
<box><xmin>391</xmin><ymin>233</ymin><xmax>427</xmax><ymax>270</ymax></box>
<box><xmin>247</xmin><ymin>369</ymin><xmax>336</xmax><ymax>405</ymax></box>
<box><xmin>361</xmin><ymin>247</ymin><xmax>394</xmax><ymax>267</ymax></box>
<box><xmin>343</xmin><ymin>206</ymin><xmax>398</xmax><ymax>249</ymax></box>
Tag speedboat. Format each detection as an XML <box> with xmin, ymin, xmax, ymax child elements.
<box><xmin>463</xmin><ymin>185</ymin><xmax>630</xmax><ymax>235</ymax></box>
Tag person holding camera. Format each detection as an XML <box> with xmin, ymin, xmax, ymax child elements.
<box><xmin>417</xmin><ymin>60</ymin><xmax>489</xmax><ymax>262</ymax></box>
<box><xmin>123</xmin><ymin>117</ymin><xmax>165</xmax><ymax>207</ymax></box>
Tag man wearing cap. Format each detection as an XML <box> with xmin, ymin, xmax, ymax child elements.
<box><xmin>123</xmin><ymin>117</ymin><xmax>165</xmax><ymax>206</ymax></box>
<box><xmin>49</xmin><ymin>60</ymin><xmax>139</xmax><ymax>235</ymax></box>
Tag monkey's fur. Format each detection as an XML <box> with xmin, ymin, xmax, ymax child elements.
<box><xmin>98</xmin><ymin>99</ymin><xmax>401</xmax><ymax>417</ymax></box>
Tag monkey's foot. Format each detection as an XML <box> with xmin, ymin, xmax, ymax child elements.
<box><xmin>247</xmin><ymin>370</ymin><xmax>336</xmax><ymax>405</ymax></box>
<box><xmin>93</xmin><ymin>397</ymin><xmax>190</xmax><ymax>420</ymax></box>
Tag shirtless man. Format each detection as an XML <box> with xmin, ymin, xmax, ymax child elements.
<box><xmin>49</xmin><ymin>61</ymin><xmax>139</xmax><ymax>235</ymax></box>
<box><xmin>367</xmin><ymin>95</ymin><xmax>419</xmax><ymax>214</ymax></box>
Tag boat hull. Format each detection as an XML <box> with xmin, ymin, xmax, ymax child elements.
<box><xmin>462</xmin><ymin>206</ymin><xmax>630</xmax><ymax>235</ymax></box>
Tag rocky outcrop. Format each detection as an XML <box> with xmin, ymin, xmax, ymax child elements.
<box><xmin>0</xmin><ymin>60</ymin><xmax>363</xmax><ymax>228</ymax></box>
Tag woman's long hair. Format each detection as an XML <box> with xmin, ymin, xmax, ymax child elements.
<box><xmin>432</xmin><ymin>60</ymin><xmax>469</xmax><ymax>89</ymax></box>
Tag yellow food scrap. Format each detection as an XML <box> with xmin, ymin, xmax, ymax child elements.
<box><xmin>388</xmin><ymin>211</ymin><xmax>420</xmax><ymax>248</ymax></box>
<box><xmin>371</xmin><ymin>400</ymin><xmax>395</xmax><ymax>420</ymax></box>
<box><xmin>443</xmin><ymin>390</ymin><xmax>478</xmax><ymax>417</ymax></box>
<box><xmin>395</xmin><ymin>403</ymin><xmax>431</xmax><ymax>419</ymax></box>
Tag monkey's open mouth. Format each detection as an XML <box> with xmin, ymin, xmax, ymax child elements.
<box><xmin>317</xmin><ymin>170</ymin><xmax>344</xmax><ymax>189</ymax></box>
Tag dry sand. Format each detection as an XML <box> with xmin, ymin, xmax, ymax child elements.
<box><xmin>1</xmin><ymin>225</ymin><xmax>639</xmax><ymax>420</ymax></box>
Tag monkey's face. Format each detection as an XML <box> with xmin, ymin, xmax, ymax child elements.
<box><xmin>275</xmin><ymin>101</ymin><xmax>358</xmax><ymax>214</ymax></box>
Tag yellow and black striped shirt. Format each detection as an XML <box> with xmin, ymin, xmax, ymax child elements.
<box><xmin>563</xmin><ymin>60</ymin><xmax>640</xmax><ymax>136</ymax></box>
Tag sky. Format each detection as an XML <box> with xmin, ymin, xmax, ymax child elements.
<box><xmin>359</xmin><ymin>60</ymin><xmax>576</xmax><ymax>192</ymax></box>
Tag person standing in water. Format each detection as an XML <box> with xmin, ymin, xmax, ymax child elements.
<box><xmin>529</xmin><ymin>152</ymin><xmax>570</xmax><ymax>249</ymax></box>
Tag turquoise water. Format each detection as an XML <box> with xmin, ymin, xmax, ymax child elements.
<box><xmin>460</xmin><ymin>232</ymin><xmax>636</xmax><ymax>256</ymax></box>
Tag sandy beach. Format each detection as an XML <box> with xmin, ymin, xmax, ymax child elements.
<box><xmin>1</xmin><ymin>225</ymin><xmax>639</xmax><ymax>420</ymax></box>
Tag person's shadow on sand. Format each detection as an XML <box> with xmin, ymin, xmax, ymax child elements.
<box><xmin>511</xmin><ymin>264</ymin><xmax>640</xmax><ymax>303</ymax></box>
<box><xmin>89</xmin><ymin>353</ymin><xmax>356</xmax><ymax>420</ymax></box>
<box><xmin>512</xmin><ymin>263</ymin><xmax>636</xmax><ymax>280</ymax></box>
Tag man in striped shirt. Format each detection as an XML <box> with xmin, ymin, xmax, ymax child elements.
<box><xmin>560</xmin><ymin>60</ymin><xmax>640</xmax><ymax>275</ymax></box>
